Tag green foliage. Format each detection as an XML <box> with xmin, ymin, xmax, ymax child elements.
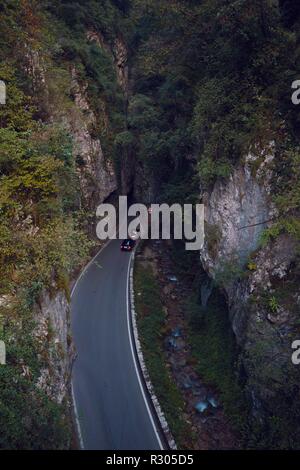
<box><xmin>185</xmin><ymin>292</ymin><xmax>248</xmax><ymax>434</ymax></box>
<box><xmin>47</xmin><ymin>0</ymin><xmax>126</xmax><ymax>40</ymax></box>
<box><xmin>261</xmin><ymin>148</ymin><xmax>300</xmax><ymax>244</ymax></box>
<box><xmin>243</xmin><ymin>330</ymin><xmax>300</xmax><ymax>449</ymax></box>
<box><xmin>0</xmin><ymin>368</ymin><xmax>71</xmax><ymax>449</ymax></box>
<box><xmin>0</xmin><ymin>298</ymin><xmax>71</xmax><ymax>449</ymax></box>
<box><xmin>0</xmin><ymin>64</ymin><xmax>35</xmax><ymax>131</ymax></box>
<box><xmin>261</xmin><ymin>217</ymin><xmax>300</xmax><ymax>245</ymax></box>
<box><xmin>247</xmin><ymin>261</ymin><xmax>257</xmax><ymax>271</ymax></box>
<box><xmin>128</xmin><ymin>0</ymin><xmax>297</xmax><ymax>196</ymax></box>
<box><xmin>214</xmin><ymin>260</ymin><xmax>245</xmax><ymax>287</ymax></box>
<box><xmin>197</xmin><ymin>156</ymin><xmax>232</xmax><ymax>186</ymax></box>
<box><xmin>205</xmin><ymin>223</ymin><xmax>222</xmax><ymax>258</ymax></box>
<box><xmin>268</xmin><ymin>296</ymin><xmax>279</xmax><ymax>313</ymax></box>
<box><xmin>134</xmin><ymin>259</ymin><xmax>193</xmax><ymax>449</ymax></box>
<box><xmin>167</xmin><ymin>240</ymin><xmax>248</xmax><ymax>437</ymax></box>
<box><xmin>0</xmin><ymin>128</ymin><xmax>28</xmax><ymax>175</ymax></box>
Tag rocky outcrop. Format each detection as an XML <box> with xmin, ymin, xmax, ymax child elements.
<box><xmin>200</xmin><ymin>147</ymin><xmax>300</xmax><ymax>443</ymax></box>
<box><xmin>34</xmin><ymin>290</ymin><xmax>74</xmax><ymax>404</ymax></box>
<box><xmin>86</xmin><ymin>30</ymin><xmax>129</xmax><ymax>95</ymax></box>
<box><xmin>86</xmin><ymin>30</ymin><xmax>134</xmax><ymax>196</ymax></box>
<box><xmin>24</xmin><ymin>42</ymin><xmax>118</xmax><ymax>210</ymax></box>
<box><xmin>201</xmin><ymin>146</ymin><xmax>276</xmax><ymax>276</ymax></box>
<box><xmin>68</xmin><ymin>68</ymin><xmax>117</xmax><ymax>209</ymax></box>
<box><xmin>23</xmin><ymin>45</ymin><xmax>47</xmax><ymax>95</ymax></box>
<box><xmin>112</xmin><ymin>37</ymin><xmax>129</xmax><ymax>96</ymax></box>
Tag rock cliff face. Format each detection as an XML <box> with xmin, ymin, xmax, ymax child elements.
<box><xmin>24</xmin><ymin>42</ymin><xmax>118</xmax><ymax>211</ymax></box>
<box><xmin>68</xmin><ymin>68</ymin><xmax>117</xmax><ymax>209</ymax></box>
<box><xmin>86</xmin><ymin>30</ymin><xmax>129</xmax><ymax>95</ymax></box>
<box><xmin>200</xmin><ymin>148</ymin><xmax>300</xmax><ymax>440</ymax></box>
<box><xmin>86</xmin><ymin>30</ymin><xmax>134</xmax><ymax>195</ymax></box>
<box><xmin>201</xmin><ymin>147</ymin><xmax>276</xmax><ymax>276</ymax></box>
<box><xmin>35</xmin><ymin>291</ymin><xmax>74</xmax><ymax>405</ymax></box>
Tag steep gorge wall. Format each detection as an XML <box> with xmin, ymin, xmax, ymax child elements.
<box><xmin>24</xmin><ymin>45</ymin><xmax>118</xmax><ymax>211</ymax></box>
<box><xmin>69</xmin><ymin>66</ymin><xmax>117</xmax><ymax>209</ymax></box>
<box><xmin>34</xmin><ymin>290</ymin><xmax>74</xmax><ymax>405</ymax></box>
<box><xmin>0</xmin><ymin>7</ymin><xmax>131</xmax><ymax>436</ymax></box>
<box><xmin>86</xmin><ymin>29</ymin><xmax>135</xmax><ymax>196</ymax></box>
<box><xmin>200</xmin><ymin>148</ymin><xmax>300</xmax><ymax>445</ymax></box>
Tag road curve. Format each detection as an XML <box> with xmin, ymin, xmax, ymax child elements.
<box><xmin>71</xmin><ymin>239</ymin><xmax>162</xmax><ymax>450</ymax></box>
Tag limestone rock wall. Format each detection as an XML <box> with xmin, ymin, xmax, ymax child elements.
<box><xmin>200</xmin><ymin>147</ymin><xmax>300</xmax><ymax>431</ymax></box>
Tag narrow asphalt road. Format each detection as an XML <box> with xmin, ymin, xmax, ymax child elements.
<box><xmin>71</xmin><ymin>239</ymin><xmax>162</xmax><ymax>450</ymax></box>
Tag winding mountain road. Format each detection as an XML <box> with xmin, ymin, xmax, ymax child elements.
<box><xmin>71</xmin><ymin>239</ymin><xmax>163</xmax><ymax>450</ymax></box>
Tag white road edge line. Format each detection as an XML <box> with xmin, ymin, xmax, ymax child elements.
<box><xmin>126</xmin><ymin>252</ymin><xmax>165</xmax><ymax>451</ymax></box>
<box><xmin>70</xmin><ymin>239</ymin><xmax>113</xmax><ymax>450</ymax></box>
<box><xmin>71</xmin><ymin>381</ymin><xmax>84</xmax><ymax>450</ymax></box>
